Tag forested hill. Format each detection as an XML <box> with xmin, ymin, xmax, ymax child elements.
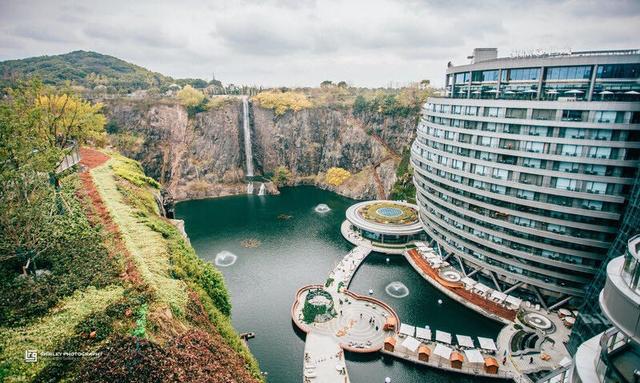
<box><xmin>0</xmin><ymin>50</ymin><xmax>218</xmax><ymax>93</ymax></box>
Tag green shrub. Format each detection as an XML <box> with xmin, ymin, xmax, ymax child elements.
<box><xmin>131</xmin><ymin>304</ymin><xmax>148</xmax><ymax>338</ymax></box>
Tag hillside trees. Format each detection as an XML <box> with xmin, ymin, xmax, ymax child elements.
<box><xmin>0</xmin><ymin>80</ymin><xmax>107</xmax><ymax>277</ymax></box>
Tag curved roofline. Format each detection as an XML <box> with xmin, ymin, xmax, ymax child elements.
<box><xmin>346</xmin><ymin>200</ymin><xmax>423</xmax><ymax>235</ymax></box>
<box><xmin>446</xmin><ymin>50</ymin><xmax>640</xmax><ymax>74</ymax></box>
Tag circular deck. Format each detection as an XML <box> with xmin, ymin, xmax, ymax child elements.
<box><xmin>345</xmin><ymin>201</ymin><xmax>424</xmax><ymax>249</ymax></box>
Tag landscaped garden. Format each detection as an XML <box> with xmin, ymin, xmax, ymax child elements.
<box><xmin>358</xmin><ymin>202</ymin><xmax>418</xmax><ymax>225</ymax></box>
<box><xmin>301</xmin><ymin>289</ymin><xmax>337</xmax><ymax>324</ymax></box>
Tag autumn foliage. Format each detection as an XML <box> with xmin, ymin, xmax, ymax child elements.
<box><xmin>252</xmin><ymin>91</ymin><xmax>312</xmax><ymax>115</ymax></box>
<box><xmin>325</xmin><ymin>167</ymin><xmax>351</xmax><ymax>186</ymax></box>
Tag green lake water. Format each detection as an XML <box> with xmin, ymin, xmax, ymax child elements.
<box><xmin>176</xmin><ymin>186</ymin><xmax>503</xmax><ymax>383</ymax></box>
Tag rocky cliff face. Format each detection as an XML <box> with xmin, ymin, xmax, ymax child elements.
<box><xmin>104</xmin><ymin>98</ymin><xmax>416</xmax><ymax>201</ymax></box>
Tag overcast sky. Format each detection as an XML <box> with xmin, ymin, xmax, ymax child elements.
<box><xmin>1</xmin><ymin>0</ymin><xmax>639</xmax><ymax>87</ymax></box>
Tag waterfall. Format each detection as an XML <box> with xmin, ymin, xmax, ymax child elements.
<box><xmin>247</xmin><ymin>182</ymin><xmax>254</xmax><ymax>194</ymax></box>
<box><xmin>242</xmin><ymin>96</ymin><xmax>254</xmax><ymax>178</ymax></box>
<box><xmin>258</xmin><ymin>183</ymin><xmax>266</xmax><ymax>196</ymax></box>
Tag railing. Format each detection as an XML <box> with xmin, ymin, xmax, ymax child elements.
<box><xmin>55</xmin><ymin>143</ymin><xmax>81</xmax><ymax>174</ymax></box>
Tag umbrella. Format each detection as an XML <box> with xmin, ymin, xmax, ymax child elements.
<box><xmin>485</xmin><ymin>89</ymin><xmax>499</xmax><ymax>93</ymax></box>
<box><xmin>565</xmin><ymin>89</ymin><xmax>584</xmax><ymax>94</ymax></box>
<box><xmin>401</xmin><ymin>336</ymin><xmax>422</xmax><ymax>352</ymax></box>
<box><xmin>503</xmin><ymin>90</ymin><xmax>515</xmax><ymax>94</ymax></box>
<box><xmin>433</xmin><ymin>344</ymin><xmax>453</xmax><ymax>359</ymax></box>
<box><xmin>456</xmin><ymin>335</ymin><xmax>475</xmax><ymax>348</ymax></box>
<box><xmin>546</xmin><ymin>90</ymin><xmax>559</xmax><ymax>94</ymax></box>
<box><xmin>624</xmin><ymin>90</ymin><xmax>640</xmax><ymax>95</ymax></box>
<box><xmin>599</xmin><ymin>90</ymin><xmax>614</xmax><ymax>95</ymax></box>
<box><xmin>477</xmin><ymin>337</ymin><xmax>497</xmax><ymax>351</ymax></box>
<box><xmin>523</xmin><ymin>89</ymin><xmax>537</xmax><ymax>93</ymax></box>
<box><xmin>471</xmin><ymin>90</ymin><xmax>481</xmax><ymax>94</ymax></box>
<box><xmin>436</xmin><ymin>330</ymin><xmax>452</xmax><ymax>344</ymax></box>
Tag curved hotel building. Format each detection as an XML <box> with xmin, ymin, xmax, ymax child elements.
<box><xmin>411</xmin><ymin>48</ymin><xmax>640</xmax><ymax>304</ymax></box>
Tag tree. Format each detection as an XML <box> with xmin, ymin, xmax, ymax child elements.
<box><xmin>353</xmin><ymin>95</ymin><xmax>368</xmax><ymax>115</ymax></box>
<box><xmin>176</xmin><ymin>85</ymin><xmax>205</xmax><ymax>107</ymax></box>
<box><xmin>337</xmin><ymin>81</ymin><xmax>348</xmax><ymax>88</ymax></box>
<box><xmin>320</xmin><ymin>80</ymin><xmax>333</xmax><ymax>88</ymax></box>
<box><xmin>0</xmin><ymin>80</ymin><xmax>106</xmax><ymax>273</ymax></box>
<box><xmin>271</xmin><ymin>166</ymin><xmax>292</xmax><ymax>186</ymax></box>
<box><xmin>325</xmin><ymin>167</ymin><xmax>351</xmax><ymax>186</ymax></box>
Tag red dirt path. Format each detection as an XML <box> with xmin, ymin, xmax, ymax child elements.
<box><xmin>77</xmin><ymin>147</ymin><xmax>142</xmax><ymax>285</ymax></box>
<box><xmin>79</xmin><ymin>147</ymin><xmax>110</xmax><ymax>169</ymax></box>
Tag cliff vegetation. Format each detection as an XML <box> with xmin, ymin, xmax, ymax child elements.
<box><xmin>0</xmin><ymin>81</ymin><xmax>262</xmax><ymax>382</ymax></box>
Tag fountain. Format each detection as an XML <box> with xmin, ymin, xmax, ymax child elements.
<box><xmin>247</xmin><ymin>182</ymin><xmax>254</xmax><ymax>194</ymax></box>
<box><xmin>314</xmin><ymin>204</ymin><xmax>331</xmax><ymax>213</ymax></box>
<box><xmin>258</xmin><ymin>183</ymin><xmax>266</xmax><ymax>196</ymax></box>
<box><xmin>214</xmin><ymin>251</ymin><xmax>238</xmax><ymax>267</ymax></box>
<box><xmin>385</xmin><ymin>281</ymin><xmax>410</xmax><ymax>298</ymax></box>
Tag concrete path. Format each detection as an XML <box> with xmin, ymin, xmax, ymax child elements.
<box><xmin>303</xmin><ymin>332</ymin><xmax>349</xmax><ymax>383</ymax></box>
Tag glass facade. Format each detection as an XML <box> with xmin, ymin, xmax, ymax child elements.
<box><xmin>446</xmin><ymin>52</ymin><xmax>640</xmax><ymax>102</ymax></box>
<box><xmin>414</xmin><ymin>97</ymin><xmax>640</xmax><ymax>299</ymax></box>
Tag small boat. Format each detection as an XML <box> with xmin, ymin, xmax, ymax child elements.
<box><xmin>240</xmin><ymin>332</ymin><xmax>256</xmax><ymax>340</ymax></box>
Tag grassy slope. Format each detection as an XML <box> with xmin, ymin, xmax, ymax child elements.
<box><xmin>0</xmin><ymin>286</ymin><xmax>124</xmax><ymax>382</ymax></box>
<box><xmin>91</xmin><ymin>160</ymin><xmax>189</xmax><ymax>315</ymax></box>
<box><xmin>91</xmin><ymin>152</ymin><xmax>263</xmax><ymax>380</ymax></box>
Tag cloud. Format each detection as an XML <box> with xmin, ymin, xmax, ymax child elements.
<box><xmin>0</xmin><ymin>0</ymin><xmax>638</xmax><ymax>87</ymax></box>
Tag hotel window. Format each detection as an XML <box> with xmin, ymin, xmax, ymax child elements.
<box><xmin>561</xmin><ymin>110</ymin><xmax>586</xmax><ymax>122</ymax></box>
<box><xmin>472</xmin><ymin>70</ymin><xmax>499</xmax><ymax>82</ymax></box>
<box><xmin>514</xmin><ymin>216</ymin><xmax>534</xmax><ymax>228</ymax></box>
<box><xmin>532</xmin><ymin>109</ymin><xmax>556</xmax><ymax>120</ymax></box>
<box><xmin>583</xmin><ymin>200</ymin><xmax>603</xmax><ymax>211</ymax></box>
<box><xmin>588</xmin><ymin>147</ymin><xmax>612</xmax><ymax>159</ymax></box>
<box><xmin>451</xmin><ymin>159</ymin><xmax>463</xmax><ymax>170</ymax></box>
<box><xmin>528</xmin><ymin>126</ymin><xmax>549</xmax><ymax>136</ymax></box>
<box><xmin>547</xmin><ymin>224</ymin><xmax>567</xmax><ymax>234</ymax></box>
<box><xmin>478</xmin><ymin>136</ymin><xmax>498</xmax><ymax>147</ymax></box>
<box><xmin>452</xmin><ymin>105</ymin><xmax>463</xmax><ymax>114</ymax></box>
<box><xmin>483</xmin><ymin>122</ymin><xmax>498</xmax><ymax>131</ymax></box>
<box><xmin>490</xmin><ymin>184</ymin><xmax>506</xmax><ymax>194</ymax></box>
<box><xmin>522</xmin><ymin>158</ymin><xmax>542</xmax><ymax>169</ymax></box>
<box><xmin>585</xmin><ymin>181</ymin><xmax>607</xmax><ymax>194</ymax></box>
<box><xmin>597</xmin><ymin>111</ymin><xmax>625</xmax><ymax>124</ymax></box>
<box><xmin>516</xmin><ymin>190</ymin><xmax>535</xmax><ymax>200</ymax></box>
<box><xmin>474</xmin><ymin>165</ymin><xmax>488</xmax><ymax>176</ymax></box>
<box><xmin>557</xmin><ymin>162</ymin><xmax>579</xmax><ymax>173</ymax></box>
<box><xmin>483</xmin><ymin>107</ymin><xmax>499</xmax><ymax>117</ymax></box>
<box><xmin>544</xmin><ymin>66</ymin><xmax>592</xmax><ymax>80</ymax></box>
<box><xmin>542</xmin><ymin>250</ymin><xmax>560</xmax><ymax>260</ymax></box>
<box><xmin>561</xmin><ymin>128</ymin><xmax>586</xmax><ymax>139</ymax></box>
<box><xmin>439</xmin><ymin>156</ymin><xmax>449</xmax><ymax>166</ymax></box>
<box><xmin>505</xmin><ymin>108</ymin><xmax>527</xmax><ymax>119</ymax></box>
<box><xmin>596</xmin><ymin>63</ymin><xmax>640</xmax><ymax>79</ymax></box>
<box><xmin>478</xmin><ymin>151</ymin><xmax>492</xmax><ymax>161</ymax></box>
<box><xmin>555</xmin><ymin>177</ymin><xmax>577</xmax><ymax>191</ymax></box>
<box><xmin>455</xmin><ymin>72</ymin><xmax>470</xmax><ymax>83</ymax></box>
<box><xmin>445</xmin><ymin>131</ymin><xmax>455</xmax><ymax>140</ymax></box>
<box><xmin>465</xmin><ymin>106</ymin><xmax>479</xmax><ymax>116</ymax></box>
<box><xmin>584</xmin><ymin>164</ymin><xmax>606</xmax><ymax>176</ymax></box>
<box><xmin>503</xmin><ymin>67</ymin><xmax>540</xmax><ymax>81</ymax></box>
<box><xmin>523</xmin><ymin>141</ymin><xmax>544</xmax><ymax>153</ymax></box>
<box><xmin>591</xmin><ymin>129</ymin><xmax>613</xmax><ymax>140</ymax></box>
<box><xmin>492</xmin><ymin>168</ymin><xmax>509</xmax><ymax>180</ymax></box>
<box><xmin>560</xmin><ymin>145</ymin><xmax>582</xmax><ymax>156</ymax></box>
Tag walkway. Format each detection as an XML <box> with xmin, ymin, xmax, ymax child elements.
<box><xmin>404</xmin><ymin>248</ymin><xmax>516</xmax><ymax>324</ymax></box>
<box><xmin>292</xmin><ymin>246</ymin><xmax>400</xmax><ymax>382</ymax></box>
